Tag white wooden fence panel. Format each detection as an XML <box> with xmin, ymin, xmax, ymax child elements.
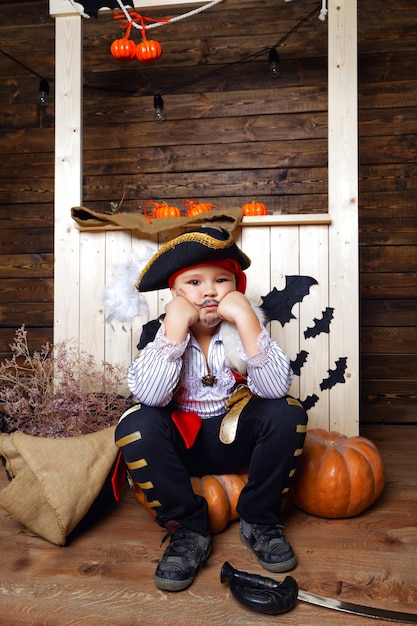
<box><xmin>269</xmin><ymin>226</ymin><xmax>300</xmax><ymax>400</ymax></box>
<box><xmin>79</xmin><ymin>231</ymin><xmax>106</xmax><ymax>360</ymax></box>
<box><xmin>74</xmin><ymin>223</ymin><xmax>342</xmax><ymax>431</ymax></box>
<box><xmin>104</xmin><ymin>230</ymin><xmax>134</xmax><ymax>370</ymax></box>
<box><xmin>299</xmin><ymin>226</ymin><xmax>330</xmax><ymax>430</ymax></box>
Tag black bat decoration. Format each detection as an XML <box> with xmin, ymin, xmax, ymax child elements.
<box><xmin>304</xmin><ymin>307</ymin><xmax>334</xmax><ymax>339</ymax></box>
<box><xmin>75</xmin><ymin>1</ymin><xmax>134</xmax><ymax>18</ymax></box>
<box><xmin>260</xmin><ymin>276</ymin><xmax>318</xmax><ymax>326</ymax></box>
<box><xmin>320</xmin><ymin>357</ymin><xmax>348</xmax><ymax>390</ymax></box>
<box><xmin>300</xmin><ymin>394</ymin><xmax>319</xmax><ymax>411</ymax></box>
<box><xmin>290</xmin><ymin>350</ymin><xmax>309</xmax><ymax>376</ymax></box>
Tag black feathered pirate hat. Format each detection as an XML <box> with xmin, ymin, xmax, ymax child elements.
<box><xmin>136</xmin><ymin>227</ymin><xmax>251</xmax><ymax>292</ymax></box>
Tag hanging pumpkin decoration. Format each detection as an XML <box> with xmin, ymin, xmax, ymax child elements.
<box><xmin>290</xmin><ymin>429</ymin><xmax>385</xmax><ymax>519</ymax></box>
<box><xmin>111</xmin><ymin>11</ymin><xmax>163</xmax><ymax>64</ymax></box>
<box><xmin>136</xmin><ymin>37</ymin><xmax>162</xmax><ymax>64</ymax></box>
<box><xmin>134</xmin><ymin>473</ymin><xmax>248</xmax><ymax>534</ymax></box>
<box><xmin>110</xmin><ymin>18</ymin><xmax>136</xmax><ymax>61</ymax></box>
<box><xmin>144</xmin><ymin>201</ymin><xmax>181</xmax><ymax>219</ymax></box>
<box><xmin>242</xmin><ymin>197</ymin><xmax>268</xmax><ymax>216</ymax></box>
<box><xmin>184</xmin><ymin>199</ymin><xmax>218</xmax><ymax>218</ymax></box>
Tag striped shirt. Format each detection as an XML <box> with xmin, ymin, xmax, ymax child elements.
<box><xmin>128</xmin><ymin>322</ymin><xmax>293</xmax><ymax>419</ymax></box>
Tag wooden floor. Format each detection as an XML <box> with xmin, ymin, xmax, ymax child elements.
<box><xmin>1</xmin><ymin>425</ymin><xmax>416</xmax><ymax>626</ymax></box>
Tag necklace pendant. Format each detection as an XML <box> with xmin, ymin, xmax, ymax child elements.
<box><xmin>202</xmin><ymin>374</ymin><xmax>217</xmax><ymax>387</ymax></box>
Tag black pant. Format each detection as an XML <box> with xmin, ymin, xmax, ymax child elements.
<box><xmin>115</xmin><ymin>396</ymin><xmax>308</xmax><ymax>536</ymax></box>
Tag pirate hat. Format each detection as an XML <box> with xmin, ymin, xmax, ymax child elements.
<box><xmin>136</xmin><ymin>227</ymin><xmax>251</xmax><ymax>292</ymax></box>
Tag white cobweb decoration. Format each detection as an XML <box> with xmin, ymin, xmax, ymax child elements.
<box><xmin>103</xmin><ymin>248</ymin><xmax>153</xmax><ymax>327</ymax></box>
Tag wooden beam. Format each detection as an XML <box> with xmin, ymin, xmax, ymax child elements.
<box><xmin>49</xmin><ymin>0</ymin><xmax>210</xmax><ymax>18</ymax></box>
<box><xmin>328</xmin><ymin>0</ymin><xmax>359</xmax><ymax>435</ymax></box>
<box><xmin>53</xmin><ymin>15</ymin><xmax>83</xmax><ymax>344</ymax></box>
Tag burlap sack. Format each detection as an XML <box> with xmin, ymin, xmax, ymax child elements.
<box><xmin>0</xmin><ymin>426</ymin><xmax>118</xmax><ymax>546</ymax></box>
<box><xmin>71</xmin><ymin>205</ymin><xmax>243</xmax><ymax>236</ymax></box>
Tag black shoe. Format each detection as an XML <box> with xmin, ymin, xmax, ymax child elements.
<box><xmin>240</xmin><ymin>519</ymin><xmax>297</xmax><ymax>573</ymax></box>
<box><xmin>154</xmin><ymin>522</ymin><xmax>211</xmax><ymax>591</ymax></box>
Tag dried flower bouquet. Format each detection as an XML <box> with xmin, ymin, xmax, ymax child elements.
<box><xmin>0</xmin><ymin>326</ymin><xmax>132</xmax><ymax>437</ymax></box>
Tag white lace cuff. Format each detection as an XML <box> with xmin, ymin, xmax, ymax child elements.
<box><xmin>237</xmin><ymin>326</ymin><xmax>272</xmax><ymax>367</ymax></box>
<box><xmin>240</xmin><ymin>326</ymin><xmax>271</xmax><ymax>367</ymax></box>
<box><xmin>154</xmin><ymin>322</ymin><xmax>189</xmax><ymax>361</ymax></box>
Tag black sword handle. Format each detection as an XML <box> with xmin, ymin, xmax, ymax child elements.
<box><xmin>220</xmin><ymin>561</ymin><xmax>298</xmax><ymax>615</ymax></box>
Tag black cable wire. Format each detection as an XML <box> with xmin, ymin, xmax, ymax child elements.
<box><xmin>159</xmin><ymin>3</ymin><xmax>321</xmax><ymax>96</ymax></box>
<box><xmin>0</xmin><ymin>48</ymin><xmax>50</xmax><ymax>81</ymax></box>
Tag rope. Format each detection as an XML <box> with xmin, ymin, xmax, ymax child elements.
<box><xmin>67</xmin><ymin>0</ymin><xmax>90</xmax><ymax>18</ymax></box>
<box><xmin>115</xmin><ymin>0</ymin><xmax>223</xmax><ymax>31</ymax></box>
<box><xmin>319</xmin><ymin>0</ymin><xmax>328</xmax><ymax>22</ymax></box>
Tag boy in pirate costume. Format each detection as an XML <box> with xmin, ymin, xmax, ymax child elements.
<box><xmin>115</xmin><ymin>227</ymin><xmax>307</xmax><ymax>592</ymax></box>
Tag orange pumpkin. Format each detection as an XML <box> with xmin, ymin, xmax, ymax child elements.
<box><xmin>184</xmin><ymin>199</ymin><xmax>218</xmax><ymax>218</ymax></box>
<box><xmin>134</xmin><ymin>473</ymin><xmax>248</xmax><ymax>534</ymax></box>
<box><xmin>136</xmin><ymin>39</ymin><xmax>162</xmax><ymax>64</ymax></box>
<box><xmin>242</xmin><ymin>197</ymin><xmax>268</xmax><ymax>216</ymax></box>
<box><xmin>290</xmin><ymin>429</ymin><xmax>385</xmax><ymax>518</ymax></box>
<box><xmin>144</xmin><ymin>201</ymin><xmax>181</xmax><ymax>219</ymax></box>
<box><xmin>110</xmin><ymin>37</ymin><xmax>137</xmax><ymax>61</ymax></box>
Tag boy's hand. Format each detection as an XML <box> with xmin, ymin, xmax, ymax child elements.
<box><xmin>217</xmin><ymin>291</ymin><xmax>255</xmax><ymax>325</ymax></box>
<box><xmin>165</xmin><ymin>295</ymin><xmax>200</xmax><ymax>325</ymax></box>
<box><xmin>164</xmin><ymin>295</ymin><xmax>199</xmax><ymax>343</ymax></box>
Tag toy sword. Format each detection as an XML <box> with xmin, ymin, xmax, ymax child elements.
<box><xmin>221</xmin><ymin>562</ymin><xmax>417</xmax><ymax>623</ymax></box>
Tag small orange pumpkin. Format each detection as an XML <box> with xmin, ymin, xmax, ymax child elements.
<box><xmin>290</xmin><ymin>429</ymin><xmax>385</xmax><ymax>518</ymax></box>
<box><xmin>136</xmin><ymin>39</ymin><xmax>162</xmax><ymax>64</ymax></box>
<box><xmin>242</xmin><ymin>197</ymin><xmax>268</xmax><ymax>216</ymax></box>
<box><xmin>144</xmin><ymin>201</ymin><xmax>181</xmax><ymax>219</ymax></box>
<box><xmin>110</xmin><ymin>37</ymin><xmax>137</xmax><ymax>61</ymax></box>
<box><xmin>184</xmin><ymin>199</ymin><xmax>218</xmax><ymax>218</ymax></box>
<box><xmin>135</xmin><ymin>473</ymin><xmax>248</xmax><ymax>534</ymax></box>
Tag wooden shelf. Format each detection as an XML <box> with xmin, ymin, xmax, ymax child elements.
<box><xmin>241</xmin><ymin>214</ymin><xmax>331</xmax><ymax>226</ymax></box>
<box><xmin>74</xmin><ymin>214</ymin><xmax>332</xmax><ymax>233</ymax></box>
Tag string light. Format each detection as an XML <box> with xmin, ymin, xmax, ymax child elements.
<box><xmin>38</xmin><ymin>78</ymin><xmax>50</xmax><ymax>108</ymax></box>
<box><xmin>153</xmin><ymin>94</ymin><xmax>165</xmax><ymax>122</ymax></box>
<box><xmin>268</xmin><ymin>48</ymin><xmax>280</xmax><ymax>78</ymax></box>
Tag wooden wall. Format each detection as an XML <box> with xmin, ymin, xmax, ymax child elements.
<box><xmin>80</xmin><ymin>0</ymin><xmax>328</xmax><ymax>216</ymax></box>
<box><xmin>0</xmin><ymin>1</ymin><xmax>55</xmax><ymax>353</ymax></box>
<box><xmin>357</xmin><ymin>0</ymin><xmax>417</xmax><ymax>423</ymax></box>
<box><xmin>0</xmin><ymin>0</ymin><xmax>416</xmax><ymax>424</ymax></box>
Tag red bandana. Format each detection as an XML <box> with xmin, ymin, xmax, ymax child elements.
<box><xmin>168</xmin><ymin>259</ymin><xmax>247</xmax><ymax>294</ymax></box>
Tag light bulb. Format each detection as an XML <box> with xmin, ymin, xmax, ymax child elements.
<box><xmin>268</xmin><ymin>48</ymin><xmax>280</xmax><ymax>79</ymax></box>
<box><xmin>153</xmin><ymin>94</ymin><xmax>166</xmax><ymax>123</ymax></box>
<box><xmin>38</xmin><ymin>78</ymin><xmax>49</xmax><ymax>108</ymax></box>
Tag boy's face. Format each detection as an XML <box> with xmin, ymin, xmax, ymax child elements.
<box><xmin>170</xmin><ymin>263</ymin><xmax>236</xmax><ymax>328</ymax></box>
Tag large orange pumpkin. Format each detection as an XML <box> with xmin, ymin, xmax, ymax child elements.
<box><xmin>134</xmin><ymin>473</ymin><xmax>248</xmax><ymax>534</ymax></box>
<box><xmin>290</xmin><ymin>429</ymin><xmax>385</xmax><ymax>518</ymax></box>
